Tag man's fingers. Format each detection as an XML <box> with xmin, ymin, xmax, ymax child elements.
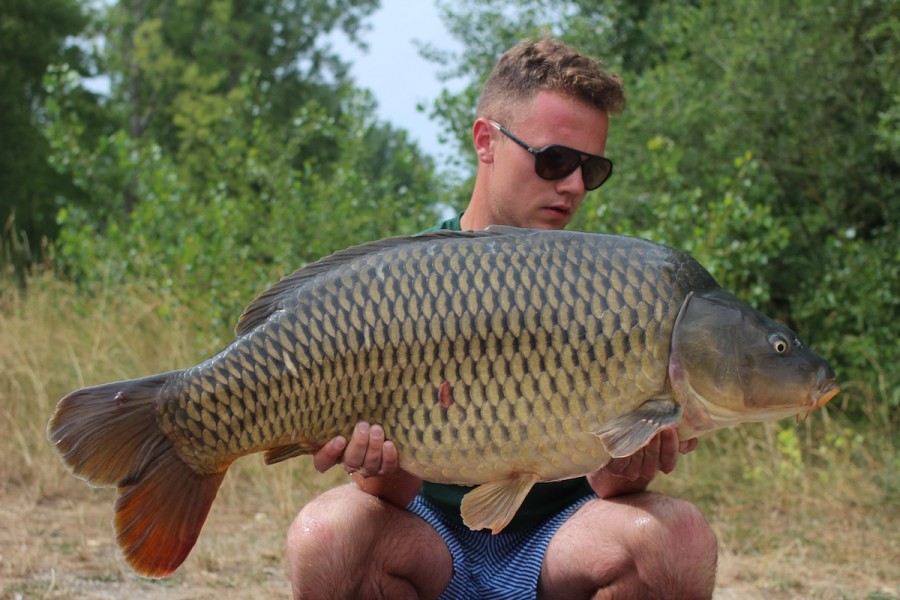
<box><xmin>380</xmin><ymin>440</ymin><xmax>399</xmax><ymax>475</ymax></box>
<box><xmin>608</xmin><ymin>454</ymin><xmax>641</xmax><ymax>481</ymax></box>
<box><xmin>658</xmin><ymin>428</ymin><xmax>680</xmax><ymax>474</ymax></box>
<box><xmin>311</xmin><ymin>422</ymin><xmax>399</xmax><ymax>478</ymax></box>
<box><xmin>361</xmin><ymin>424</ymin><xmax>385</xmax><ymax>475</ymax></box>
<box><xmin>605</xmin><ymin>429</ymin><xmax>677</xmax><ymax>481</ymax></box>
<box><xmin>341</xmin><ymin>422</ymin><xmax>371</xmax><ymax>470</ymax></box>
<box><xmin>638</xmin><ymin>433</ymin><xmax>661</xmax><ymax>480</ymax></box>
<box><xmin>313</xmin><ymin>436</ymin><xmax>347</xmax><ymax>473</ymax></box>
<box><xmin>679</xmin><ymin>437</ymin><xmax>699</xmax><ymax>454</ymax></box>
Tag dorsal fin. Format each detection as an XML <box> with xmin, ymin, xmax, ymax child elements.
<box><xmin>234</xmin><ymin>228</ymin><xmax>531</xmax><ymax>336</ymax></box>
<box><xmin>483</xmin><ymin>224</ymin><xmax>529</xmax><ymax>235</ymax></box>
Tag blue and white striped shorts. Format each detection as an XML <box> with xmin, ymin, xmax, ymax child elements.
<box><xmin>406</xmin><ymin>492</ymin><xmax>596</xmax><ymax>600</ymax></box>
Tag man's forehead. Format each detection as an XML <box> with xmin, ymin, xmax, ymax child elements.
<box><xmin>512</xmin><ymin>93</ymin><xmax>609</xmax><ymax>152</ymax></box>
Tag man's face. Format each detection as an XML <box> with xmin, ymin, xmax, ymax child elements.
<box><xmin>485</xmin><ymin>91</ymin><xmax>610</xmax><ymax>230</ymax></box>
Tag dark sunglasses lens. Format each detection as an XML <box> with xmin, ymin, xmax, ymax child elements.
<box><xmin>534</xmin><ymin>146</ymin><xmax>581</xmax><ymax>180</ymax></box>
<box><xmin>534</xmin><ymin>146</ymin><xmax>612</xmax><ymax>190</ymax></box>
<box><xmin>582</xmin><ymin>157</ymin><xmax>613</xmax><ymax>190</ymax></box>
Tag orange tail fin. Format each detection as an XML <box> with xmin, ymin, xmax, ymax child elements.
<box><xmin>47</xmin><ymin>372</ymin><xmax>226</xmax><ymax>578</ymax></box>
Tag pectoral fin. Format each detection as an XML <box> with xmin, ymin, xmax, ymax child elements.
<box><xmin>460</xmin><ymin>473</ymin><xmax>540</xmax><ymax>534</ymax></box>
<box><xmin>594</xmin><ymin>399</ymin><xmax>683</xmax><ymax>458</ymax></box>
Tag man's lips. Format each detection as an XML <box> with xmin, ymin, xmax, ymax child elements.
<box><xmin>542</xmin><ymin>205</ymin><xmax>572</xmax><ymax>217</ymax></box>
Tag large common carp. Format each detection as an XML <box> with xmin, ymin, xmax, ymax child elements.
<box><xmin>48</xmin><ymin>227</ymin><xmax>838</xmax><ymax>578</ymax></box>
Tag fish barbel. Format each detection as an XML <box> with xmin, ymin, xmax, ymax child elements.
<box><xmin>47</xmin><ymin>227</ymin><xmax>839</xmax><ymax>577</ymax></box>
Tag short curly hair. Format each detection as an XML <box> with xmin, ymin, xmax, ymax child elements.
<box><xmin>477</xmin><ymin>37</ymin><xmax>626</xmax><ymax>125</ymax></box>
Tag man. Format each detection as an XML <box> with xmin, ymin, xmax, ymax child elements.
<box><xmin>287</xmin><ymin>37</ymin><xmax>718</xmax><ymax>599</ymax></box>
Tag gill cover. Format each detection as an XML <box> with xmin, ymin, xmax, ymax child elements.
<box><xmin>670</xmin><ymin>288</ymin><xmax>836</xmax><ymax>435</ymax></box>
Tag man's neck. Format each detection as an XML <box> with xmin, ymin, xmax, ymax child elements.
<box><xmin>458</xmin><ymin>211</ymin><xmax>476</xmax><ymax>231</ymax></box>
<box><xmin>459</xmin><ymin>195</ymin><xmax>493</xmax><ymax>231</ymax></box>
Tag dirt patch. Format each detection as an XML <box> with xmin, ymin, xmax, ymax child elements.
<box><xmin>3</xmin><ymin>472</ymin><xmax>897</xmax><ymax>599</ymax></box>
<box><xmin>0</xmin><ymin>478</ymin><xmax>291</xmax><ymax>600</ymax></box>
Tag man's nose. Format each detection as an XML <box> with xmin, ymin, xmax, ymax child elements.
<box><xmin>555</xmin><ymin>165</ymin><xmax>587</xmax><ymax>195</ymax></box>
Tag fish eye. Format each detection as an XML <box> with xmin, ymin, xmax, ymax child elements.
<box><xmin>769</xmin><ymin>333</ymin><xmax>790</xmax><ymax>354</ymax></box>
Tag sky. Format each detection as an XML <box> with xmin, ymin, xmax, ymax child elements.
<box><xmin>328</xmin><ymin>0</ymin><xmax>464</xmax><ymax>164</ymax></box>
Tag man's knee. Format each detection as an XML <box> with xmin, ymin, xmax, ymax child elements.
<box><xmin>287</xmin><ymin>486</ymin><xmax>366</xmax><ymax>598</ymax></box>
<box><xmin>286</xmin><ymin>485</ymin><xmax>452</xmax><ymax>600</ymax></box>
<box><xmin>542</xmin><ymin>493</ymin><xmax>717</xmax><ymax>599</ymax></box>
<box><xmin>631</xmin><ymin>494</ymin><xmax>718</xmax><ymax>599</ymax></box>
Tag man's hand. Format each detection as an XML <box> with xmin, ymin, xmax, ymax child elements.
<box><xmin>588</xmin><ymin>428</ymin><xmax>698</xmax><ymax>499</ymax></box>
<box><xmin>312</xmin><ymin>422</ymin><xmax>421</xmax><ymax>507</ymax></box>
<box><xmin>313</xmin><ymin>422</ymin><xmax>400</xmax><ymax>477</ymax></box>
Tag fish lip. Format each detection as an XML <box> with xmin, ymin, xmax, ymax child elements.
<box><xmin>812</xmin><ymin>381</ymin><xmax>840</xmax><ymax>409</ymax></box>
<box><xmin>798</xmin><ymin>380</ymin><xmax>839</xmax><ymax>424</ymax></box>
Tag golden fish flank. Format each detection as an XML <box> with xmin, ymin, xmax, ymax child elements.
<box><xmin>47</xmin><ymin>227</ymin><xmax>838</xmax><ymax>578</ymax></box>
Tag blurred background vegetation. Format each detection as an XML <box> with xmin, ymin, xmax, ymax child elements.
<box><xmin>0</xmin><ymin>1</ymin><xmax>897</xmax><ymax>595</ymax></box>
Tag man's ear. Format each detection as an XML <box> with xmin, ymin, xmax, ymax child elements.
<box><xmin>472</xmin><ymin>118</ymin><xmax>495</xmax><ymax>164</ymax></box>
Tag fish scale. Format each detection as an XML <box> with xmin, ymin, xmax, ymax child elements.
<box><xmin>48</xmin><ymin>227</ymin><xmax>838</xmax><ymax>578</ymax></box>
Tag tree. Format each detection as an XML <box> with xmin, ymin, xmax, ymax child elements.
<box><xmin>0</xmin><ymin>0</ymin><xmax>90</xmax><ymax>263</ymax></box>
<box><xmin>44</xmin><ymin>0</ymin><xmax>449</xmax><ymax>329</ymax></box>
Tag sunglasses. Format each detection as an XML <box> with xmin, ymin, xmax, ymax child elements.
<box><xmin>489</xmin><ymin>120</ymin><xmax>613</xmax><ymax>190</ymax></box>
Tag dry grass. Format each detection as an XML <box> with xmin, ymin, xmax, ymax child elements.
<box><xmin>1</xmin><ymin>274</ymin><xmax>897</xmax><ymax>599</ymax></box>
<box><xmin>654</xmin><ymin>422</ymin><xmax>899</xmax><ymax>599</ymax></box>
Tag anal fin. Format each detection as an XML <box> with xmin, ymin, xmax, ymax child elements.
<box><xmin>594</xmin><ymin>399</ymin><xmax>683</xmax><ymax>458</ymax></box>
<box><xmin>263</xmin><ymin>442</ymin><xmax>319</xmax><ymax>465</ymax></box>
<box><xmin>460</xmin><ymin>473</ymin><xmax>539</xmax><ymax>534</ymax></box>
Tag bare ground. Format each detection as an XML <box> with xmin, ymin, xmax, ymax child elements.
<box><xmin>2</xmin><ymin>464</ymin><xmax>897</xmax><ymax>600</ymax></box>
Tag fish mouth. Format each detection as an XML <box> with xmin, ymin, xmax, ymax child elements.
<box><xmin>813</xmin><ymin>381</ymin><xmax>840</xmax><ymax>409</ymax></box>
<box><xmin>798</xmin><ymin>380</ymin><xmax>840</xmax><ymax>423</ymax></box>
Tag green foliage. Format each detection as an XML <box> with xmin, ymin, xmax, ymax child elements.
<box><xmin>0</xmin><ymin>0</ymin><xmax>90</xmax><ymax>264</ymax></box>
<box><xmin>575</xmin><ymin>145</ymin><xmax>791</xmax><ymax>308</ymax></box>
<box><xmin>1</xmin><ymin>212</ymin><xmax>36</xmax><ymax>290</ymax></box>
<box><xmin>100</xmin><ymin>0</ymin><xmax>378</xmax><ymax>153</ymax></box>
<box><xmin>45</xmin><ymin>65</ymin><xmax>443</xmax><ymax>332</ymax></box>
<box><xmin>794</xmin><ymin>229</ymin><xmax>900</xmax><ymax>407</ymax></box>
<box><xmin>32</xmin><ymin>0</ymin><xmax>451</xmax><ymax>333</ymax></box>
